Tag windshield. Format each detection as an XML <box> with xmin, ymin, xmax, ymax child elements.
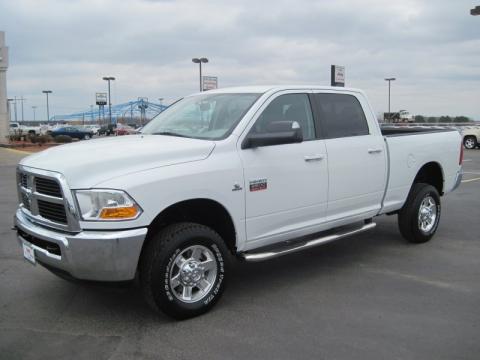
<box><xmin>141</xmin><ymin>93</ymin><xmax>261</xmax><ymax>140</ymax></box>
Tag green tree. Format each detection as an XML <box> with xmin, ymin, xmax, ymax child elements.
<box><xmin>427</xmin><ymin>116</ymin><xmax>437</xmax><ymax>123</ymax></box>
<box><xmin>414</xmin><ymin>115</ymin><xmax>425</xmax><ymax>123</ymax></box>
<box><xmin>454</xmin><ymin>116</ymin><xmax>470</xmax><ymax>123</ymax></box>
<box><xmin>439</xmin><ymin>116</ymin><xmax>452</xmax><ymax>123</ymax></box>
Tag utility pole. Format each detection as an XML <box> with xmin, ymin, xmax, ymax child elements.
<box><xmin>384</xmin><ymin>78</ymin><xmax>396</xmax><ymax>122</ymax></box>
<box><xmin>90</xmin><ymin>105</ymin><xmax>94</xmax><ymax>122</ymax></box>
<box><xmin>102</xmin><ymin>76</ymin><xmax>115</xmax><ymax>125</ymax></box>
<box><xmin>42</xmin><ymin>90</ymin><xmax>52</xmax><ymax>122</ymax></box>
<box><xmin>192</xmin><ymin>58</ymin><xmax>208</xmax><ymax>92</ymax></box>
<box><xmin>32</xmin><ymin>106</ymin><xmax>37</xmax><ymax>121</ymax></box>
<box><xmin>13</xmin><ymin>96</ymin><xmax>17</xmax><ymax>122</ymax></box>
<box><xmin>0</xmin><ymin>31</ymin><xmax>8</xmax><ymax>144</ymax></box>
<box><xmin>18</xmin><ymin>96</ymin><xmax>26</xmax><ymax>123</ymax></box>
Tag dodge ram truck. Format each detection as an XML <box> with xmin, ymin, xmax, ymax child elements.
<box><xmin>14</xmin><ymin>86</ymin><xmax>463</xmax><ymax>319</ymax></box>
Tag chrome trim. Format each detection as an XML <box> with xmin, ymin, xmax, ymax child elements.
<box><xmin>15</xmin><ymin>209</ymin><xmax>148</xmax><ymax>281</ymax></box>
<box><xmin>242</xmin><ymin>222</ymin><xmax>376</xmax><ymax>262</ymax></box>
<box><xmin>17</xmin><ymin>165</ymin><xmax>81</xmax><ymax>232</ymax></box>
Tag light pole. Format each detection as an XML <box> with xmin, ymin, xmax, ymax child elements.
<box><xmin>384</xmin><ymin>78</ymin><xmax>396</xmax><ymax>122</ymax></box>
<box><xmin>7</xmin><ymin>98</ymin><xmax>14</xmax><ymax>122</ymax></box>
<box><xmin>102</xmin><ymin>76</ymin><xmax>115</xmax><ymax>125</ymax></box>
<box><xmin>42</xmin><ymin>90</ymin><xmax>52</xmax><ymax>122</ymax></box>
<box><xmin>32</xmin><ymin>106</ymin><xmax>37</xmax><ymax>121</ymax></box>
<box><xmin>471</xmin><ymin>6</ymin><xmax>480</xmax><ymax>15</ymax></box>
<box><xmin>192</xmin><ymin>58</ymin><xmax>208</xmax><ymax>92</ymax></box>
<box><xmin>158</xmin><ymin>97</ymin><xmax>164</xmax><ymax>111</ymax></box>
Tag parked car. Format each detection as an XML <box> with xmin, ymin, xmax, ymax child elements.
<box><xmin>461</xmin><ymin>127</ymin><xmax>480</xmax><ymax>149</ymax></box>
<box><xmin>115</xmin><ymin>124</ymin><xmax>137</xmax><ymax>136</ymax></box>
<box><xmin>98</xmin><ymin>124</ymin><xmax>115</xmax><ymax>136</ymax></box>
<box><xmin>14</xmin><ymin>85</ymin><xmax>463</xmax><ymax>319</ymax></box>
<box><xmin>9</xmin><ymin>122</ymin><xmax>42</xmax><ymax>135</ymax></box>
<box><xmin>84</xmin><ymin>125</ymin><xmax>101</xmax><ymax>135</ymax></box>
<box><xmin>51</xmin><ymin>126</ymin><xmax>93</xmax><ymax>140</ymax></box>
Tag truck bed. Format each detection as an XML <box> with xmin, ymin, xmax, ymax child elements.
<box><xmin>381</xmin><ymin>126</ymin><xmax>457</xmax><ymax>137</ymax></box>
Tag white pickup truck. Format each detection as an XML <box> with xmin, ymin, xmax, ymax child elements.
<box><xmin>14</xmin><ymin>86</ymin><xmax>463</xmax><ymax>319</ymax></box>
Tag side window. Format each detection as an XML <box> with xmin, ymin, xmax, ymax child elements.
<box><xmin>313</xmin><ymin>93</ymin><xmax>369</xmax><ymax>138</ymax></box>
<box><xmin>252</xmin><ymin>94</ymin><xmax>315</xmax><ymax>140</ymax></box>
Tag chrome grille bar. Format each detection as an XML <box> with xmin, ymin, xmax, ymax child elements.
<box><xmin>16</xmin><ymin>165</ymin><xmax>81</xmax><ymax>232</ymax></box>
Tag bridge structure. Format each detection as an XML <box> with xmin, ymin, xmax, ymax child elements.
<box><xmin>51</xmin><ymin>99</ymin><xmax>168</xmax><ymax>125</ymax></box>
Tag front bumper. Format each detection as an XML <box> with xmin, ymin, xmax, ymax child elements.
<box><xmin>14</xmin><ymin>209</ymin><xmax>148</xmax><ymax>281</ymax></box>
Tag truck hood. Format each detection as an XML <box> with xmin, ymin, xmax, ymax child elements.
<box><xmin>19</xmin><ymin>135</ymin><xmax>215</xmax><ymax>188</ymax></box>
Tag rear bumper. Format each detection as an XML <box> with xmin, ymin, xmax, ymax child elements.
<box><xmin>14</xmin><ymin>209</ymin><xmax>147</xmax><ymax>281</ymax></box>
<box><xmin>451</xmin><ymin>170</ymin><xmax>463</xmax><ymax>192</ymax></box>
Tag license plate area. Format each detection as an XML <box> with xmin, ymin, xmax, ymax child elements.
<box><xmin>22</xmin><ymin>240</ymin><xmax>36</xmax><ymax>264</ymax></box>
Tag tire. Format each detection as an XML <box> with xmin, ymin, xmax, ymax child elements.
<box><xmin>463</xmin><ymin>136</ymin><xmax>477</xmax><ymax>150</ymax></box>
<box><xmin>84</xmin><ymin>134</ymin><xmax>91</xmax><ymax>140</ymax></box>
<box><xmin>398</xmin><ymin>183</ymin><xmax>441</xmax><ymax>243</ymax></box>
<box><xmin>140</xmin><ymin>222</ymin><xmax>228</xmax><ymax>319</ymax></box>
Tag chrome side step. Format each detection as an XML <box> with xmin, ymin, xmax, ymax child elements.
<box><xmin>241</xmin><ymin>222</ymin><xmax>376</xmax><ymax>262</ymax></box>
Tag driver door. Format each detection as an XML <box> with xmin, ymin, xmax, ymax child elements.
<box><xmin>239</xmin><ymin>92</ymin><xmax>329</xmax><ymax>249</ymax></box>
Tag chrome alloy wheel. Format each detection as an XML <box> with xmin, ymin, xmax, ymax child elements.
<box><xmin>418</xmin><ymin>195</ymin><xmax>437</xmax><ymax>233</ymax></box>
<box><xmin>169</xmin><ymin>245</ymin><xmax>217</xmax><ymax>303</ymax></box>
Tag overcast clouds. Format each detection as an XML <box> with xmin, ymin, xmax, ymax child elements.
<box><xmin>1</xmin><ymin>0</ymin><xmax>479</xmax><ymax>120</ymax></box>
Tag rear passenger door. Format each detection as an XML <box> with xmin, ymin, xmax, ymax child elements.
<box><xmin>311</xmin><ymin>91</ymin><xmax>387</xmax><ymax>221</ymax></box>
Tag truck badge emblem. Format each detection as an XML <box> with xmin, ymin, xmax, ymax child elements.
<box><xmin>249</xmin><ymin>179</ymin><xmax>267</xmax><ymax>192</ymax></box>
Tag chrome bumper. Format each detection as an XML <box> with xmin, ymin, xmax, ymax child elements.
<box><xmin>14</xmin><ymin>209</ymin><xmax>148</xmax><ymax>281</ymax></box>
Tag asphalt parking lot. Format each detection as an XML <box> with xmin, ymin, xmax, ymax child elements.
<box><xmin>1</xmin><ymin>148</ymin><xmax>479</xmax><ymax>360</ymax></box>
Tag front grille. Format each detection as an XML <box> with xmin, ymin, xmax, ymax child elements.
<box><xmin>21</xmin><ymin>193</ymin><xmax>31</xmax><ymax>211</ymax></box>
<box><xmin>38</xmin><ymin>199</ymin><xmax>68</xmax><ymax>224</ymax></box>
<box><xmin>18</xmin><ymin>168</ymin><xmax>77</xmax><ymax>231</ymax></box>
<box><xmin>20</xmin><ymin>173</ymin><xmax>28</xmax><ymax>188</ymax></box>
<box><xmin>35</xmin><ymin>177</ymin><xmax>62</xmax><ymax>198</ymax></box>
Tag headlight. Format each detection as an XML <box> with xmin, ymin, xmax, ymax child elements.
<box><xmin>74</xmin><ymin>189</ymin><xmax>142</xmax><ymax>221</ymax></box>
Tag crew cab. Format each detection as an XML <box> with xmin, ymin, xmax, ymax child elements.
<box><xmin>14</xmin><ymin>86</ymin><xmax>463</xmax><ymax>319</ymax></box>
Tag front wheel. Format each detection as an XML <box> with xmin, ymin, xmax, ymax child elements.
<box><xmin>140</xmin><ymin>222</ymin><xmax>228</xmax><ymax>319</ymax></box>
<box><xmin>398</xmin><ymin>183</ymin><xmax>441</xmax><ymax>243</ymax></box>
<box><xmin>84</xmin><ymin>134</ymin><xmax>91</xmax><ymax>140</ymax></box>
<box><xmin>463</xmin><ymin>136</ymin><xmax>477</xmax><ymax>149</ymax></box>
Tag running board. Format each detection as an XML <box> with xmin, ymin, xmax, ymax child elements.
<box><xmin>241</xmin><ymin>222</ymin><xmax>376</xmax><ymax>262</ymax></box>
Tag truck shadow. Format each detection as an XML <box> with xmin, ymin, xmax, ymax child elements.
<box><xmin>63</xmin><ymin>218</ymin><xmax>404</xmax><ymax>324</ymax></box>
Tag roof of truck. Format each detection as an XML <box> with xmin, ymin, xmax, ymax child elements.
<box><xmin>190</xmin><ymin>85</ymin><xmax>364</xmax><ymax>95</ymax></box>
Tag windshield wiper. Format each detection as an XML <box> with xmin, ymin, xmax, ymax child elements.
<box><xmin>152</xmin><ymin>131</ymin><xmax>189</xmax><ymax>138</ymax></box>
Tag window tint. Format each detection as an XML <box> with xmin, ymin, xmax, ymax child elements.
<box><xmin>252</xmin><ymin>94</ymin><xmax>315</xmax><ymax>140</ymax></box>
<box><xmin>314</xmin><ymin>93</ymin><xmax>369</xmax><ymax>138</ymax></box>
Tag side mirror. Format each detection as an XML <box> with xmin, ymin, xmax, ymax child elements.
<box><xmin>242</xmin><ymin>121</ymin><xmax>303</xmax><ymax>149</ymax></box>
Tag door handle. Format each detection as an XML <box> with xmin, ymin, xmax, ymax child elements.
<box><xmin>304</xmin><ymin>154</ymin><xmax>325</xmax><ymax>162</ymax></box>
<box><xmin>368</xmin><ymin>148</ymin><xmax>383</xmax><ymax>154</ymax></box>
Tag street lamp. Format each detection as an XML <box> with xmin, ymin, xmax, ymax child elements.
<box><xmin>42</xmin><ymin>90</ymin><xmax>52</xmax><ymax>122</ymax></box>
<box><xmin>471</xmin><ymin>6</ymin><xmax>480</xmax><ymax>15</ymax></box>
<box><xmin>32</xmin><ymin>106</ymin><xmax>37</xmax><ymax>121</ymax></box>
<box><xmin>7</xmin><ymin>98</ymin><xmax>14</xmax><ymax>122</ymax></box>
<box><xmin>102</xmin><ymin>76</ymin><xmax>115</xmax><ymax>125</ymax></box>
<box><xmin>192</xmin><ymin>57</ymin><xmax>208</xmax><ymax>92</ymax></box>
<box><xmin>384</xmin><ymin>78</ymin><xmax>396</xmax><ymax>122</ymax></box>
<box><xmin>158</xmin><ymin>97</ymin><xmax>164</xmax><ymax>111</ymax></box>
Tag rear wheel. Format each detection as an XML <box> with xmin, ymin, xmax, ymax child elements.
<box><xmin>398</xmin><ymin>183</ymin><xmax>441</xmax><ymax>243</ymax></box>
<box><xmin>84</xmin><ymin>134</ymin><xmax>91</xmax><ymax>140</ymax></box>
<box><xmin>140</xmin><ymin>222</ymin><xmax>228</xmax><ymax>319</ymax></box>
<box><xmin>463</xmin><ymin>136</ymin><xmax>477</xmax><ymax>149</ymax></box>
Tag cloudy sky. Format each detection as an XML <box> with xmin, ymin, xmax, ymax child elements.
<box><xmin>1</xmin><ymin>0</ymin><xmax>479</xmax><ymax>120</ymax></box>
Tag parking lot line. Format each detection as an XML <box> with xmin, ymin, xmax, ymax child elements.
<box><xmin>4</xmin><ymin>148</ymin><xmax>32</xmax><ymax>155</ymax></box>
<box><xmin>461</xmin><ymin>176</ymin><xmax>480</xmax><ymax>183</ymax></box>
